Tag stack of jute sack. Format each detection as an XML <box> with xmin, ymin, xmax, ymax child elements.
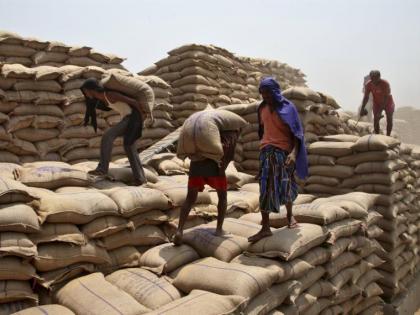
<box><xmin>237</xmin><ymin>56</ymin><xmax>307</xmax><ymax>100</ymax></box>
<box><xmin>0</xmin><ymin>63</ymin><xmax>161</xmax><ymax>163</ymax></box>
<box><xmin>29</xmin><ymin>191</ymin><xmax>386</xmax><ymax>315</ymax></box>
<box><xmin>0</xmin><ymin>30</ymin><xmax>125</xmax><ymax>70</ymax></box>
<box><xmin>304</xmin><ymin>134</ymin><xmax>420</xmax><ymax>303</ymax></box>
<box><xmin>239</xmin><ymin>191</ymin><xmax>385</xmax><ymax>314</ymax></box>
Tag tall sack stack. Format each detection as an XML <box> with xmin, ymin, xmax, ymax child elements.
<box><xmin>136</xmin><ymin>75</ymin><xmax>175</xmax><ymax>149</ymax></box>
<box><xmin>0</xmin><ymin>30</ymin><xmax>125</xmax><ymax>70</ymax></box>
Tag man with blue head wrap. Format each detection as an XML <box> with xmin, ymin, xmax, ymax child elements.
<box><xmin>248</xmin><ymin>77</ymin><xmax>308</xmax><ymax>243</ymax></box>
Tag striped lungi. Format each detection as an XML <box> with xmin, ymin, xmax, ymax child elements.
<box><xmin>259</xmin><ymin>145</ymin><xmax>298</xmax><ymax>213</ymax></box>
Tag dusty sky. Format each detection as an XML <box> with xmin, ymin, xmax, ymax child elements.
<box><xmin>1</xmin><ymin>0</ymin><xmax>419</xmax><ymax>111</ymax></box>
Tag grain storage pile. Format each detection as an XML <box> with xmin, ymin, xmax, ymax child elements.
<box><xmin>139</xmin><ymin>43</ymin><xmax>307</xmax><ymax>127</ymax></box>
<box><xmin>0</xmin><ymin>30</ymin><xmax>125</xmax><ymax>70</ymax></box>
<box><xmin>304</xmin><ymin>134</ymin><xmax>420</xmax><ymax>305</ymax></box>
<box><xmin>0</xmin><ymin>63</ymin><xmax>176</xmax><ymax>163</ymax></box>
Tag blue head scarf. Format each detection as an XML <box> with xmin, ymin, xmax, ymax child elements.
<box><xmin>258</xmin><ymin>77</ymin><xmax>308</xmax><ymax>179</ymax></box>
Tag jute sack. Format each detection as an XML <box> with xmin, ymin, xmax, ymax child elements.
<box><xmin>0</xmin><ymin>232</ymin><xmax>37</xmax><ymax>258</ymax></box>
<box><xmin>129</xmin><ymin>210</ymin><xmax>169</xmax><ymax>228</ymax></box>
<box><xmin>246</xmin><ymin>223</ymin><xmax>328</xmax><ymax>261</ymax></box>
<box><xmin>340</xmin><ymin>173</ymin><xmax>398</xmax><ymax>188</ymax></box>
<box><xmin>139</xmin><ymin>243</ymin><xmax>199</xmax><ymax>275</ymax></box>
<box><xmin>231</xmin><ymin>254</ymin><xmax>314</xmax><ymax>283</ymax></box>
<box><xmin>324</xmin><ymin>252</ymin><xmax>361</xmax><ymax>278</ymax></box>
<box><xmin>177</xmin><ymin>109</ymin><xmax>247</xmax><ymax>163</ymax></box>
<box><xmin>14</xmin><ymin>165</ymin><xmax>91</xmax><ymax>189</ymax></box>
<box><xmin>97</xmin><ymin>225</ymin><xmax>167</xmax><ymax>250</ymax></box>
<box><xmin>37</xmin><ymin>263</ymin><xmax>95</xmax><ymax>290</ymax></box>
<box><xmin>0</xmin><ymin>280</ymin><xmax>37</xmax><ymax>304</ymax></box>
<box><xmin>294</xmin><ymin>293</ymin><xmax>317</xmax><ymax>313</ymax></box>
<box><xmin>0</xmin><ymin>163</ymin><xmax>20</xmax><ymax>180</ymax></box>
<box><xmin>31</xmin><ymin>190</ymin><xmax>119</xmax><ymax>224</ymax></box>
<box><xmin>34</xmin><ymin>241</ymin><xmax>111</xmax><ymax>272</ymax></box>
<box><xmin>243</xmin><ymin>281</ymin><xmax>301</xmax><ymax>315</ymax></box>
<box><xmin>147</xmin><ymin>289</ymin><xmax>247</xmax><ymax>315</ymax></box>
<box><xmin>207</xmin><ymin>218</ymin><xmax>265</xmax><ymax>238</ymax></box>
<box><xmin>351</xmin><ymin>135</ymin><xmax>400</xmax><ymax>152</ymax></box>
<box><xmin>106</xmin><ymin>268</ymin><xmax>182</xmax><ymax>310</ymax></box>
<box><xmin>0</xmin><ymin>177</ymin><xmax>38</xmax><ymax>205</ymax></box>
<box><xmin>30</xmin><ymin>223</ymin><xmax>85</xmax><ymax>246</ymax></box>
<box><xmin>101</xmin><ymin>73</ymin><xmax>155</xmax><ymax>114</ymax></box>
<box><xmin>336</xmin><ymin>149</ymin><xmax>398</xmax><ymax>166</ymax></box>
<box><xmin>326</xmin><ymin>219</ymin><xmax>362</xmax><ymax>244</ymax></box>
<box><xmin>305</xmin><ymin>175</ymin><xmax>340</xmax><ymax>186</ymax></box>
<box><xmin>182</xmin><ymin>225</ymin><xmax>249</xmax><ymax>262</ymax></box>
<box><xmin>102</xmin><ymin>186</ymin><xmax>170</xmax><ymax>217</ymax></box>
<box><xmin>56</xmin><ymin>273</ymin><xmax>150</xmax><ymax>315</ymax></box>
<box><xmin>313</xmin><ymin>192</ymin><xmax>378</xmax><ymax>212</ymax></box>
<box><xmin>308</xmin><ymin>142</ymin><xmax>354</xmax><ymax>157</ymax></box>
<box><xmin>308</xmin><ymin>165</ymin><xmax>354</xmax><ymax>178</ymax></box>
<box><xmin>312</xmin><ymin>200</ymin><xmax>367</xmax><ymax>220</ymax></box>
<box><xmin>81</xmin><ymin>216</ymin><xmax>132</xmax><ymax>239</ymax></box>
<box><xmin>319</xmin><ymin>134</ymin><xmax>360</xmax><ymax>142</ymax></box>
<box><xmin>306</xmin><ymin>280</ymin><xmax>336</xmax><ymax>298</ymax></box>
<box><xmin>282</xmin><ymin>87</ymin><xmax>322</xmax><ymax>102</ymax></box>
<box><xmin>0</xmin><ymin>203</ymin><xmax>39</xmax><ymax>233</ymax></box>
<box><xmin>327</xmin><ymin>237</ymin><xmax>352</xmax><ymax>260</ymax></box>
<box><xmin>0</xmin><ymin>257</ymin><xmax>37</xmax><ymax>281</ymax></box>
<box><xmin>10</xmin><ymin>305</ymin><xmax>75</xmax><ymax>315</ymax></box>
<box><xmin>355</xmin><ymin>160</ymin><xmax>406</xmax><ymax>174</ymax></box>
<box><xmin>172</xmin><ymin>257</ymin><xmax>277</xmax><ymax>299</ymax></box>
<box><xmin>292</xmin><ymin>266</ymin><xmax>325</xmax><ymax>296</ymax></box>
<box><xmin>97</xmin><ymin>246</ymin><xmax>141</xmax><ymax>275</ymax></box>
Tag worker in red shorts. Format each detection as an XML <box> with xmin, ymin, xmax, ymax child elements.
<box><xmin>360</xmin><ymin>70</ymin><xmax>395</xmax><ymax>136</ymax></box>
<box><xmin>172</xmin><ymin>130</ymin><xmax>239</xmax><ymax>245</ymax></box>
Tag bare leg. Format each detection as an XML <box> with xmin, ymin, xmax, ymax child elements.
<box><xmin>373</xmin><ymin>114</ymin><xmax>381</xmax><ymax>134</ymax></box>
<box><xmin>173</xmin><ymin>188</ymin><xmax>198</xmax><ymax>245</ymax></box>
<box><xmin>386</xmin><ymin>111</ymin><xmax>393</xmax><ymax>136</ymax></box>
<box><xmin>286</xmin><ymin>201</ymin><xmax>298</xmax><ymax>228</ymax></box>
<box><xmin>215</xmin><ymin>189</ymin><xmax>227</xmax><ymax>236</ymax></box>
<box><xmin>248</xmin><ymin>211</ymin><xmax>273</xmax><ymax>243</ymax></box>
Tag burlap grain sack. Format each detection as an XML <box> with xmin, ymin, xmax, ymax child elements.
<box><xmin>177</xmin><ymin>109</ymin><xmax>247</xmax><ymax>163</ymax></box>
<box><xmin>294</xmin><ymin>293</ymin><xmax>317</xmax><ymax>313</ymax></box>
<box><xmin>0</xmin><ymin>280</ymin><xmax>37</xmax><ymax>304</ymax></box>
<box><xmin>326</xmin><ymin>219</ymin><xmax>362</xmax><ymax>244</ymax></box>
<box><xmin>327</xmin><ymin>237</ymin><xmax>352</xmax><ymax>260</ymax></box>
<box><xmin>37</xmin><ymin>263</ymin><xmax>95</xmax><ymax>290</ymax></box>
<box><xmin>231</xmin><ymin>254</ymin><xmax>314</xmax><ymax>283</ymax></box>
<box><xmin>0</xmin><ymin>232</ymin><xmax>37</xmax><ymax>258</ymax></box>
<box><xmin>173</xmin><ymin>257</ymin><xmax>277</xmax><ymax>299</ymax></box>
<box><xmin>309</xmin><ymin>165</ymin><xmax>354</xmax><ymax>178</ymax></box>
<box><xmin>147</xmin><ymin>289</ymin><xmax>246</xmax><ymax>315</ymax></box>
<box><xmin>56</xmin><ymin>272</ymin><xmax>150</xmax><ymax>315</ymax></box>
<box><xmin>351</xmin><ymin>134</ymin><xmax>400</xmax><ymax>152</ymax></box>
<box><xmin>1</xmin><ymin>64</ymin><xmax>35</xmax><ymax>79</ymax></box>
<box><xmin>306</xmin><ymin>175</ymin><xmax>340</xmax><ymax>186</ymax></box>
<box><xmin>319</xmin><ymin>134</ymin><xmax>360</xmax><ymax>143</ymax></box>
<box><xmin>292</xmin><ymin>266</ymin><xmax>325</xmax><ymax>296</ymax></box>
<box><xmin>30</xmin><ymin>223</ymin><xmax>85</xmax><ymax>245</ymax></box>
<box><xmin>0</xmin><ymin>203</ymin><xmax>39</xmax><ymax>233</ymax></box>
<box><xmin>81</xmin><ymin>216</ymin><xmax>132</xmax><ymax>239</ymax></box>
<box><xmin>352</xmin><ymin>296</ymin><xmax>383</xmax><ymax>314</ymax></box>
<box><xmin>206</xmin><ymin>218</ymin><xmax>265</xmax><ymax>238</ymax></box>
<box><xmin>308</xmin><ymin>142</ymin><xmax>354</xmax><ymax>157</ymax></box>
<box><xmin>97</xmin><ymin>225</ymin><xmax>167</xmax><ymax>250</ymax></box>
<box><xmin>182</xmin><ymin>225</ymin><xmax>249</xmax><ymax>262</ymax></box>
<box><xmin>101</xmin><ymin>73</ymin><xmax>154</xmax><ymax>114</ymax></box>
<box><xmin>10</xmin><ymin>305</ymin><xmax>75</xmax><ymax>315</ymax></box>
<box><xmin>129</xmin><ymin>210</ymin><xmax>168</xmax><ymax>228</ymax></box>
<box><xmin>106</xmin><ymin>268</ymin><xmax>181</xmax><ymax>310</ymax></box>
<box><xmin>246</xmin><ymin>223</ymin><xmax>328</xmax><ymax>261</ymax></box>
<box><xmin>355</xmin><ymin>160</ymin><xmax>406</xmax><ymax>174</ymax></box>
<box><xmin>102</xmin><ymin>186</ymin><xmax>170</xmax><ymax>217</ymax></box>
<box><xmin>282</xmin><ymin>87</ymin><xmax>322</xmax><ymax>102</ymax></box>
<box><xmin>139</xmin><ymin>243</ymin><xmax>199</xmax><ymax>275</ymax></box>
<box><xmin>313</xmin><ymin>192</ymin><xmax>378</xmax><ymax>212</ymax></box>
<box><xmin>31</xmin><ymin>190</ymin><xmax>119</xmax><ymax>224</ymax></box>
<box><xmin>97</xmin><ymin>246</ymin><xmax>141</xmax><ymax>274</ymax></box>
<box><xmin>324</xmin><ymin>252</ymin><xmax>361</xmax><ymax>278</ymax></box>
<box><xmin>0</xmin><ymin>177</ymin><xmax>38</xmax><ymax>205</ymax></box>
<box><xmin>14</xmin><ymin>165</ymin><xmax>91</xmax><ymax>189</ymax></box>
<box><xmin>306</xmin><ymin>280</ymin><xmax>336</xmax><ymax>298</ymax></box>
<box><xmin>0</xmin><ymin>257</ymin><xmax>37</xmax><ymax>281</ymax></box>
<box><xmin>336</xmin><ymin>149</ymin><xmax>398</xmax><ymax>166</ymax></box>
<box><xmin>312</xmin><ymin>200</ymin><xmax>367</xmax><ymax>220</ymax></box>
<box><xmin>244</xmin><ymin>281</ymin><xmax>300</xmax><ymax>315</ymax></box>
<box><xmin>34</xmin><ymin>241</ymin><xmax>111</xmax><ymax>272</ymax></box>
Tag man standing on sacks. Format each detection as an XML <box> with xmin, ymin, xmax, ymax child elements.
<box><xmin>173</xmin><ymin>109</ymin><xmax>246</xmax><ymax>245</ymax></box>
<box><xmin>248</xmin><ymin>77</ymin><xmax>308</xmax><ymax>243</ymax></box>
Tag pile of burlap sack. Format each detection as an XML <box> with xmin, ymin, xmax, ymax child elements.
<box><xmin>0</xmin><ymin>30</ymin><xmax>125</xmax><ymax>70</ymax></box>
<box><xmin>304</xmin><ymin>134</ymin><xmax>420</xmax><ymax>303</ymax></box>
<box><xmin>139</xmin><ymin>44</ymin><xmax>307</xmax><ymax>127</ymax></box>
<box><xmin>0</xmin><ymin>63</ymin><xmax>176</xmax><ymax>164</ymax></box>
<box><xmin>0</xmin><ymin>156</ymin><xmax>388</xmax><ymax>314</ymax></box>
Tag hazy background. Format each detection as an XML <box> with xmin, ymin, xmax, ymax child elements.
<box><xmin>1</xmin><ymin>0</ymin><xmax>419</xmax><ymax>111</ymax></box>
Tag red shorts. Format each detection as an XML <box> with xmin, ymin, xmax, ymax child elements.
<box><xmin>188</xmin><ymin>176</ymin><xmax>227</xmax><ymax>192</ymax></box>
<box><xmin>373</xmin><ymin>102</ymin><xmax>395</xmax><ymax>117</ymax></box>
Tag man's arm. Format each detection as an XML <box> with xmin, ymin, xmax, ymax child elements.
<box><xmin>220</xmin><ymin>131</ymin><xmax>238</xmax><ymax>170</ymax></box>
<box><xmin>360</xmin><ymin>89</ymin><xmax>370</xmax><ymax>115</ymax></box>
<box><xmin>381</xmin><ymin>82</ymin><xmax>391</xmax><ymax>110</ymax></box>
<box><xmin>285</xmin><ymin>136</ymin><xmax>299</xmax><ymax>166</ymax></box>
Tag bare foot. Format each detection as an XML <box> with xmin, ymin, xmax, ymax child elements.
<box><xmin>172</xmin><ymin>231</ymin><xmax>183</xmax><ymax>246</ymax></box>
<box><xmin>248</xmin><ymin>229</ymin><xmax>273</xmax><ymax>243</ymax></box>
<box><xmin>288</xmin><ymin>216</ymin><xmax>299</xmax><ymax>229</ymax></box>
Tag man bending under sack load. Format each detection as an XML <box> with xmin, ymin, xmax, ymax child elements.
<box><xmin>360</xmin><ymin>70</ymin><xmax>395</xmax><ymax>136</ymax></box>
<box><xmin>248</xmin><ymin>77</ymin><xmax>308</xmax><ymax>243</ymax></box>
<box><xmin>173</xmin><ymin>129</ymin><xmax>239</xmax><ymax>245</ymax></box>
<box><xmin>80</xmin><ymin>78</ymin><xmax>147</xmax><ymax>185</ymax></box>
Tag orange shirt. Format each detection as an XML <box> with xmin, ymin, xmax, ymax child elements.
<box><xmin>365</xmin><ymin>79</ymin><xmax>394</xmax><ymax>107</ymax></box>
<box><xmin>260</xmin><ymin>105</ymin><xmax>293</xmax><ymax>152</ymax></box>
